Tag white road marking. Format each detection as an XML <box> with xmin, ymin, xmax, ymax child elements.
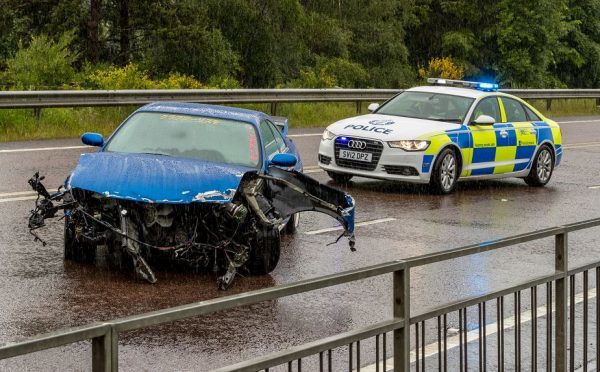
<box><xmin>589</xmin><ymin>185</ymin><xmax>600</xmax><ymax>189</ymax></box>
<box><xmin>303</xmin><ymin>169</ymin><xmax>323</xmax><ymax>174</ymax></box>
<box><xmin>0</xmin><ymin>145</ymin><xmax>90</xmax><ymax>153</ymax></box>
<box><xmin>557</xmin><ymin>119</ymin><xmax>600</xmax><ymax>124</ymax></box>
<box><xmin>359</xmin><ymin>288</ymin><xmax>596</xmax><ymax>372</ymax></box>
<box><xmin>288</xmin><ymin>133</ymin><xmax>322</xmax><ymax>138</ymax></box>
<box><xmin>304</xmin><ymin>217</ymin><xmax>396</xmax><ymax>235</ymax></box>
<box><xmin>563</xmin><ymin>142</ymin><xmax>600</xmax><ymax>149</ymax></box>
<box><xmin>0</xmin><ymin>195</ymin><xmax>39</xmax><ymax>203</ymax></box>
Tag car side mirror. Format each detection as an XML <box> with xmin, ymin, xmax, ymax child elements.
<box><xmin>471</xmin><ymin>115</ymin><xmax>496</xmax><ymax>125</ymax></box>
<box><xmin>367</xmin><ymin>103</ymin><xmax>380</xmax><ymax>112</ymax></box>
<box><xmin>269</xmin><ymin>153</ymin><xmax>297</xmax><ymax>167</ymax></box>
<box><xmin>81</xmin><ymin>132</ymin><xmax>104</xmax><ymax>147</ymax></box>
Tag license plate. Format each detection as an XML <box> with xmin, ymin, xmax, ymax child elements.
<box><xmin>339</xmin><ymin>149</ymin><xmax>372</xmax><ymax>162</ymax></box>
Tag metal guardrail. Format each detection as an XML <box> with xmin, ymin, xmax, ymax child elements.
<box><xmin>1</xmin><ymin>217</ymin><xmax>600</xmax><ymax>371</ymax></box>
<box><xmin>1</xmin><ymin>88</ymin><xmax>600</xmax><ymax>113</ymax></box>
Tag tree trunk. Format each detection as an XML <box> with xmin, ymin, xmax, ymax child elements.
<box><xmin>87</xmin><ymin>0</ymin><xmax>101</xmax><ymax>63</ymax></box>
<box><xmin>119</xmin><ymin>0</ymin><xmax>130</xmax><ymax>64</ymax></box>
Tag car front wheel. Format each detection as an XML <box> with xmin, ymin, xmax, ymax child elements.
<box><xmin>248</xmin><ymin>227</ymin><xmax>281</xmax><ymax>275</ymax></box>
<box><xmin>525</xmin><ymin>145</ymin><xmax>554</xmax><ymax>187</ymax></box>
<box><xmin>430</xmin><ymin>148</ymin><xmax>458</xmax><ymax>194</ymax></box>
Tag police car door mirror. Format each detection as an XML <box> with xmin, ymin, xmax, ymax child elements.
<box><xmin>472</xmin><ymin>115</ymin><xmax>496</xmax><ymax>125</ymax></box>
<box><xmin>367</xmin><ymin>103</ymin><xmax>380</xmax><ymax>112</ymax></box>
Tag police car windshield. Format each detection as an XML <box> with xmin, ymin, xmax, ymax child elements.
<box><xmin>376</xmin><ymin>91</ymin><xmax>474</xmax><ymax>123</ymax></box>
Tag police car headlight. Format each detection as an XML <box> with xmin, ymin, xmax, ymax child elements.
<box><xmin>321</xmin><ymin>129</ymin><xmax>336</xmax><ymax>141</ymax></box>
<box><xmin>388</xmin><ymin>140</ymin><xmax>430</xmax><ymax>151</ymax></box>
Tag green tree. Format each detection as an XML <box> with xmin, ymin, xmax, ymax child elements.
<box><xmin>4</xmin><ymin>32</ymin><xmax>77</xmax><ymax>89</ymax></box>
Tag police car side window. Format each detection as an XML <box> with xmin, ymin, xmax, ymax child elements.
<box><xmin>523</xmin><ymin>105</ymin><xmax>542</xmax><ymax>121</ymax></box>
<box><xmin>501</xmin><ymin>98</ymin><xmax>528</xmax><ymax>122</ymax></box>
<box><xmin>266</xmin><ymin>120</ymin><xmax>287</xmax><ymax>152</ymax></box>
<box><xmin>472</xmin><ymin>97</ymin><xmax>501</xmax><ymax>122</ymax></box>
<box><xmin>259</xmin><ymin>120</ymin><xmax>279</xmax><ymax>158</ymax></box>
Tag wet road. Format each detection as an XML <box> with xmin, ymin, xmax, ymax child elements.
<box><xmin>1</xmin><ymin>117</ymin><xmax>600</xmax><ymax>370</ymax></box>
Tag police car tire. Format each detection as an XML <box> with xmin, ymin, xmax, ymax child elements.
<box><xmin>430</xmin><ymin>148</ymin><xmax>458</xmax><ymax>194</ymax></box>
<box><xmin>248</xmin><ymin>227</ymin><xmax>281</xmax><ymax>275</ymax></box>
<box><xmin>64</xmin><ymin>215</ymin><xmax>95</xmax><ymax>263</ymax></box>
<box><xmin>327</xmin><ymin>171</ymin><xmax>353</xmax><ymax>184</ymax></box>
<box><xmin>525</xmin><ymin>145</ymin><xmax>554</xmax><ymax>187</ymax></box>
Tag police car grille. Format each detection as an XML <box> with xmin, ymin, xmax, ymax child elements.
<box><xmin>334</xmin><ymin>137</ymin><xmax>383</xmax><ymax>171</ymax></box>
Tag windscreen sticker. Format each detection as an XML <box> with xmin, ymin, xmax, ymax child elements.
<box><xmin>246</xmin><ymin>126</ymin><xmax>259</xmax><ymax>162</ymax></box>
<box><xmin>344</xmin><ymin>124</ymin><xmax>393</xmax><ymax>135</ymax></box>
<box><xmin>159</xmin><ymin>114</ymin><xmax>220</xmax><ymax>124</ymax></box>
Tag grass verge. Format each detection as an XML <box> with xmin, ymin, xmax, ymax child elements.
<box><xmin>0</xmin><ymin>99</ymin><xmax>598</xmax><ymax>142</ymax></box>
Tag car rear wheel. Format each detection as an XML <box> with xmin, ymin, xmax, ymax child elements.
<box><xmin>248</xmin><ymin>227</ymin><xmax>281</xmax><ymax>274</ymax></box>
<box><xmin>430</xmin><ymin>148</ymin><xmax>458</xmax><ymax>194</ymax></box>
<box><xmin>64</xmin><ymin>214</ymin><xmax>96</xmax><ymax>263</ymax></box>
<box><xmin>327</xmin><ymin>171</ymin><xmax>353</xmax><ymax>184</ymax></box>
<box><xmin>524</xmin><ymin>145</ymin><xmax>554</xmax><ymax>187</ymax></box>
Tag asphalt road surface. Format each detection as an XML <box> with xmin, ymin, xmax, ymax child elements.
<box><xmin>1</xmin><ymin>116</ymin><xmax>600</xmax><ymax>370</ymax></box>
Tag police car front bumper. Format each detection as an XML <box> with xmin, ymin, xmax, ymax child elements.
<box><xmin>317</xmin><ymin>138</ymin><xmax>432</xmax><ymax>183</ymax></box>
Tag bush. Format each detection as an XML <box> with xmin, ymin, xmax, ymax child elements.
<box><xmin>83</xmin><ymin>63</ymin><xmax>205</xmax><ymax>89</ymax></box>
<box><xmin>3</xmin><ymin>32</ymin><xmax>77</xmax><ymax>89</ymax></box>
<box><xmin>418</xmin><ymin>57</ymin><xmax>465</xmax><ymax>80</ymax></box>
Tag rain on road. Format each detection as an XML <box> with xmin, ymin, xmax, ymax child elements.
<box><xmin>1</xmin><ymin>117</ymin><xmax>600</xmax><ymax>370</ymax></box>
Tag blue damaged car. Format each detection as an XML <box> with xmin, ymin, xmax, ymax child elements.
<box><xmin>27</xmin><ymin>103</ymin><xmax>355</xmax><ymax>289</ymax></box>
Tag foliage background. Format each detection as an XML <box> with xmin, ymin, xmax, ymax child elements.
<box><xmin>2</xmin><ymin>0</ymin><xmax>600</xmax><ymax>90</ymax></box>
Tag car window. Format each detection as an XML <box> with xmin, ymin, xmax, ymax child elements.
<box><xmin>376</xmin><ymin>91</ymin><xmax>474</xmax><ymax>123</ymax></box>
<box><xmin>523</xmin><ymin>104</ymin><xmax>542</xmax><ymax>121</ymax></box>
<box><xmin>104</xmin><ymin>112</ymin><xmax>261</xmax><ymax>167</ymax></box>
<box><xmin>471</xmin><ymin>97</ymin><xmax>501</xmax><ymax>123</ymax></box>
<box><xmin>266</xmin><ymin>120</ymin><xmax>287</xmax><ymax>152</ymax></box>
<box><xmin>260</xmin><ymin>120</ymin><xmax>279</xmax><ymax>158</ymax></box>
<box><xmin>501</xmin><ymin>97</ymin><xmax>528</xmax><ymax>122</ymax></box>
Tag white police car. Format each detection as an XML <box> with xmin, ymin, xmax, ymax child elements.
<box><xmin>318</xmin><ymin>78</ymin><xmax>563</xmax><ymax>194</ymax></box>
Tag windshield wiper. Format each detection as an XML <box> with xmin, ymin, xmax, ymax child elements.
<box><xmin>428</xmin><ymin>118</ymin><xmax>463</xmax><ymax>123</ymax></box>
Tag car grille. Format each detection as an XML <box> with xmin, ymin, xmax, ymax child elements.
<box><xmin>383</xmin><ymin>165</ymin><xmax>419</xmax><ymax>176</ymax></box>
<box><xmin>318</xmin><ymin>154</ymin><xmax>331</xmax><ymax>165</ymax></box>
<box><xmin>334</xmin><ymin>137</ymin><xmax>383</xmax><ymax>171</ymax></box>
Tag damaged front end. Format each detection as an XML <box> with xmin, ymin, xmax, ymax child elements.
<box><xmin>27</xmin><ymin>167</ymin><xmax>355</xmax><ymax>290</ymax></box>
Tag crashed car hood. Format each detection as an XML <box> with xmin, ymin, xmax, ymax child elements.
<box><xmin>67</xmin><ymin>152</ymin><xmax>254</xmax><ymax>203</ymax></box>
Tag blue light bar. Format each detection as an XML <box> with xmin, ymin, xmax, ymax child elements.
<box><xmin>427</xmin><ymin>78</ymin><xmax>499</xmax><ymax>91</ymax></box>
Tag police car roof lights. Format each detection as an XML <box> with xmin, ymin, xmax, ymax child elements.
<box><xmin>427</xmin><ymin>78</ymin><xmax>499</xmax><ymax>92</ymax></box>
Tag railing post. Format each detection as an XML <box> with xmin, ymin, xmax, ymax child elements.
<box><xmin>555</xmin><ymin>232</ymin><xmax>568</xmax><ymax>372</ymax></box>
<box><xmin>270</xmin><ymin>102</ymin><xmax>277</xmax><ymax>116</ymax></box>
<box><xmin>92</xmin><ymin>327</ymin><xmax>112</xmax><ymax>372</ymax></box>
<box><xmin>546</xmin><ymin>99</ymin><xmax>552</xmax><ymax>111</ymax></box>
<box><xmin>356</xmin><ymin>101</ymin><xmax>361</xmax><ymax>114</ymax></box>
<box><xmin>394</xmin><ymin>267</ymin><xmax>410</xmax><ymax>371</ymax></box>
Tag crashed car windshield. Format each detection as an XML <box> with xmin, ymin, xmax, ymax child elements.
<box><xmin>105</xmin><ymin>112</ymin><xmax>261</xmax><ymax>168</ymax></box>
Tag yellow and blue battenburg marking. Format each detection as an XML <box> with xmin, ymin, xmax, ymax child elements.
<box><xmin>418</xmin><ymin>120</ymin><xmax>562</xmax><ymax>176</ymax></box>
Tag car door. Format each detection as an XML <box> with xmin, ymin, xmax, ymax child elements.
<box><xmin>468</xmin><ymin>96</ymin><xmax>517</xmax><ymax>175</ymax></box>
<box><xmin>499</xmin><ymin>97</ymin><xmax>537</xmax><ymax>172</ymax></box>
<box><xmin>259</xmin><ymin>120</ymin><xmax>280</xmax><ymax>162</ymax></box>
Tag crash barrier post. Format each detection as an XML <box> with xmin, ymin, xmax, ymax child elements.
<box><xmin>1</xmin><ymin>217</ymin><xmax>600</xmax><ymax>371</ymax></box>
<box><xmin>3</xmin><ymin>88</ymin><xmax>600</xmax><ymax>111</ymax></box>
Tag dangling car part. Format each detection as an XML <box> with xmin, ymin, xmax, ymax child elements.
<box><xmin>27</xmin><ymin>103</ymin><xmax>355</xmax><ymax>290</ymax></box>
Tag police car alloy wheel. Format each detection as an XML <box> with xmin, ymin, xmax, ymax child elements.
<box><xmin>525</xmin><ymin>145</ymin><xmax>554</xmax><ymax>187</ymax></box>
<box><xmin>430</xmin><ymin>148</ymin><xmax>458</xmax><ymax>194</ymax></box>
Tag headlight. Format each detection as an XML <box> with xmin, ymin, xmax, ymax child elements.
<box><xmin>321</xmin><ymin>129</ymin><xmax>336</xmax><ymax>141</ymax></box>
<box><xmin>387</xmin><ymin>140</ymin><xmax>430</xmax><ymax>151</ymax></box>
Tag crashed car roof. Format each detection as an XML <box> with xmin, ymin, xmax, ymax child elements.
<box><xmin>135</xmin><ymin>102</ymin><xmax>270</xmax><ymax>127</ymax></box>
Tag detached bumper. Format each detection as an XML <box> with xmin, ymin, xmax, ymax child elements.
<box><xmin>318</xmin><ymin>138</ymin><xmax>432</xmax><ymax>184</ymax></box>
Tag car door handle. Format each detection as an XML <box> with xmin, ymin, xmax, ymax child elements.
<box><xmin>500</xmin><ymin>130</ymin><xmax>508</xmax><ymax>138</ymax></box>
<box><xmin>529</xmin><ymin>128</ymin><xmax>537</xmax><ymax>134</ymax></box>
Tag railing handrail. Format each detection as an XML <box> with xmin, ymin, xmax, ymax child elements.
<box><xmin>1</xmin><ymin>88</ymin><xmax>600</xmax><ymax>109</ymax></box>
<box><xmin>2</xmin><ymin>217</ymin><xmax>600</xmax><ymax>370</ymax></box>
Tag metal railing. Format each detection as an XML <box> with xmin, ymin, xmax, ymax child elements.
<box><xmin>1</xmin><ymin>88</ymin><xmax>600</xmax><ymax>113</ymax></box>
<box><xmin>1</xmin><ymin>217</ymin><xmax>600</xmax><ymax>371</ymax></box>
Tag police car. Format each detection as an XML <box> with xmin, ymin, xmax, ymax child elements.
<box><xmin>318</xmin><ymin>78</ymin><xmax>562</xmax><ymax>194</ymax></box>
